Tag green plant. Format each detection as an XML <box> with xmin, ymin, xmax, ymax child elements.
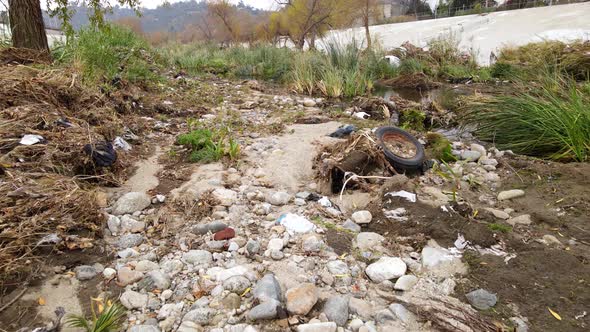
<box><xmin>426</xmin><ymin>132</ymin><xmax>457</xmax><ymax>162</ymax></box>
<box><xmin>463</xmin><ymin>73</ymin><xmax>590</xmax><ymax>162</ymax></box>
<box><xmin>66</xmin><ymin>299</ymin><xmax>126</xmax><ymax>332</ymax></box>
<box><xmin>400</xmin><ymin>109</ymin><xmax>426</xmax><ymax>131</ymax></box>
<box><xmin>488</xmin><ymin>223</ymin><xmax>512</xmax><ymax>233</ymax></box>
<box><xmin>177</xmin><ymin>128</ymin><xmax>241</xmax><ymax>163</ymax></box>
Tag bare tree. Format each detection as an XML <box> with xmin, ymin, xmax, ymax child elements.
<box><xmin>7</xmin><ymin>0</ymin><xmax>49</xmax><ymax>51</ymax></box>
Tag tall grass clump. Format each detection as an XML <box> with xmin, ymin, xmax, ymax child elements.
<box><xmin>177</xmin><ymin>127</ymin><xmax>241</xmax><ymax>163</ymax></box>
<box><xmin>62</xmin><ymin>25</ymin><xmax>161</xmax><ymax>85</ymax></box>
<box><xmin>462</xmin><ymin>74</ymin><xmax>590</xmax><ymax>162</ymax></box>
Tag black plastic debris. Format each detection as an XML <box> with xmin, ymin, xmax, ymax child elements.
<box><xmin>55</xmin><ymin>118</ymin><xmax>73</xmax><ymax>127</ymax></box>
<box><xmin>329</xmin><ymin>125</ymin><xmax>357</xmax><ymax>138</ymax></box>
<box><xmin>83</xmin><ymin>141</ymin><xmax>117</xmax><ymax>167</ymax></box>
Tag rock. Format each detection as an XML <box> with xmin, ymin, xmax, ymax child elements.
<box><xmin>465</xmin><ymin>288</ymin><xmax>497</xmax><ymax>310</ymax></box>
<box><xmin>120</xmin><ymin>290</ymin><xmax>148</xmax><ymax>309</ymax></box>
<box><xmin>285</xmin><ymin>283</ymin><xmax>319</xmax><ymax>315</ymax></box>
<box><xmin>117</xmin><ymin>248</ymin><xmax>140</xmax><ymax>258</ymax></box>
<box><xmin>421</xmin><ymin>243</ymin><xmax>467</xmax><ymax>276</ymax></box>
<box><xmin>374</xmin><ymin>309</ymin><xmax>396</xmax><ymax>323</ymax></box>
<box><xmin>222</xmin><ymin>293</ymin><xmax>241</xmax><ymax>310</ymax></box>
<box><xmin>213</xmin><ymin>227</ymin><xmax>235</xmax><ymax>241</ymax></box>
<box><xmin>129</xmin><ymin>325</ymin><xmax>160</xmax><ymax>332</ymax></box>
<box><xmin>158</xmin><ymin>302</ymin><xmax>184</xmax><ymax>320</ymax></box>
<box><xmin>394</xmin><ymin>275</ymin><xmax>418</xmax><ymax>291</ymax></box>
<box><xmin>507</xmin><ymin>214</ymin><xmax>532</xmax><ymax>226</ymax></box>
<box><xmin>212</xmin><ymin>188</ymin><xmax>238</xmax><ymax>206</ymax></box>
<box><xmin>278</xmin><ymin>213</ymin><xmax>316</xmax><ymax>234</ymax></box>
<box><xmin>323</xmin><ymin>296</ymin><xmax>349</xmax><ymax>326</ymax></box>
<box><xmin>348</xmin><ymin>297</ymin><xmax>373</xmax><ymax>320</ymax></box>
<box><xmin>103</xmin><ymin>267</ymin><xmax>116</xmax><ymax>279</ymax></box>
<box><xmin>349</xmin><ymin>318</ymin><xmax>364</xmax><ymax>332</ymax></box>
<box><xmin>351</xmin><ymin>211</ymin><xmax>372</xmax><ymax>224</ymax></box>
<box><xmin>342</xmin><ymin>220</ymin><xmax>361</xmax><ymax>232</ymax></box>
<box><xmin>193</xmin><ymin>221</ymin><xmax>228</xmax><ymax>235</ymax></box>
<box><xmin>365</xmin><ymin>257</ymin><xmax>407</xmax><ymax>283</ymax></box>
<box><xmin>247</xmin><ymin>299</ymin><xmax>280</xmax><ymax>320</ymax></box>
<box><xmin>484</xmin><ymin>208</ymin><xmax>510</xmax><ymax>220</ymax></box>
<box><xmin>327</xmin><ymin>260</ymin><xmax>349</xmax><ymax>275</ymax></box>
<box><xmin>460</xmin><ymin>150</ymin><xmax>481</xmax><ymax>161</ymax></box>
<box><xmin>120</xmin><ymin>215</ymin><xmax>146</xmax><ymax>233</ymax></box>
<box><xmin>139</xmin><ymin>270</ymin><xmax>171</xmax><ymax>290</ymax></box>
<box><xmin>136</xmin><ymin>260</ymin><xmax>159</xmax><ymax>272</ymax></box>
<box><xmin>183</xmin><ymin>308</ymin><xmax>216</xmax><ymax>325</ymax></box>
<box><xmin>210</xmin><ymin>265</ymin><xmax>250</xmax><ymax>281</ymax></box>
<box><xmin>510</xmin><ymin>317</ymin><xmax>529</xmax><ymax>332</ymax></box>
<box><xmin>297</xmin><ymin>322</ymin><xmax>337</xmax><ymax>332</ymax></box>
<box><xmin>542</xmin><ymin>234</ymin><xmax>562</xmax><ymax>246</ymax></box>
<box><xmin>112</xmin><ymin>192</ymin><xmax>151</xmax><ymax>215</ymax></box>
<box><xmin>302</xmin><ymin>234</ymin><xmax>323</xmax><ymax>252</ymax></box>
<box><xmin>74</xmin><ymin>265</ymin><xmax>97</xmax><ymax>281</ymax></box>
<box><xmin>267</xmin><ymin>238</ymin><xmax>284</xmax><ymax>251</ymax></box>
<box><xmin>246</xmin><ymin>239</ymin><xmax>261</xmax><ymax>256</ymax></box>
<box><xmin>253</xmin><ymin>273</ymin><xmax>282</xmax><ymax>302</ymax></box>
<box><xmin>389</xmin><ymin>303</ymin><xmax>417</xmax><ymax>324</ymax></box>
<box><xmin>302</xmin><ymin>98</ymin><xmax>317</xmax><ymax>107</ymax></box>
<box><xmin>107</xmin><ymin>215</ymin><xmax>121</xmax><ymax>234</ymax></box>
<box><xmin>470</xmin><ymin>143</ymin><xmax>486</xmax><ymax>156</ymax></box>
<box><xmin>118</xmin><ymin>267</ymin><xmax>144</xmax><ymax>286</ymax></box>
<box><xmin>176</xmin><ymin>321</ymin><xmax>203</xmax><ymax>332</ymax></box>
<box><xmin>223</xmin><ymin>275</ymin><xmax>251</xmax><ymax>294</ymax></box>
<box><xmin>481</xmin><ymin>158</ymin><xmax>498</xmax><ymax>167</ymax></box>
<box><xmin>182</xmin><ymin>250</ymin><xmax>213</xmax><ymax>265</ymax></box>
<box><xmin>355</xmin><ymin>232</ymin><xmax>385</xmax><ymax>251</ymax></box>
<box><xmin>117</xmin><ymin>233</ymin><xmax>144</xmax><ymax>248</ymax></box>
<box><xmin>268</xmin><ymin>192</ymin><xmax>291</xmax><ymax>206</ymax></box>
<box><xmin>497</xmin><ymin>189</ymin><xmax>525</xmax><ymax>201</ymax></box>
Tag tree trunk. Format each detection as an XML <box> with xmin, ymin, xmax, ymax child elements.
<box><xmin>364</xmin><ymin>13</ymin><xmax>371</xmax><ymax>50</ymax></box>
<box><xmin>8</xmin><ymin>0</ymin><xmax>49</xmax><ymax>52</ymax></box>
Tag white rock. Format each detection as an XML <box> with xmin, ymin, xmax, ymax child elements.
<box><xmin>268</xmin><ymin>192</ymin><xmax>291</xmax><ymax>206</ymax></box>
<box><xmin>112</xmin><ymin>192</ymin><xmax>151</xmax><ymax>215</ymax></box>
<box><xmin>212</xmin><ymin>188</ymin><xmax>238</xmax><ymax>206</ymax></box>
<box><xmin>355</xmin><ymin>232</ymin><xmax>384</xmax><ymax>251</ymax></box>
<box><xmin>297</xmin><ymin>322</ymin><xmax>337</xmax><ymax>332</ymax></box>
<box><xmin>484</xmin><ymin>208</ymin><xmax>510</xmax><ymax>220</ymax></box>
<box><xmin>103</xmin><ymin>268</ymin><xmax>116</xmax><ymax>279</ymax></box>
<box><xmin>279</xmin><ymin>213</ymin><xmax>316</xmax><ymax>234</ymax></box>
<box><xmin>507</xmin><ymin>214</ymin><xmax>532</xmax><ymax>226</ymax></box>
<box><xmin>497</xmin><ymin>189</ymin><xmax>525</xmax><ymax>200</ymax></box>
<box><xmin>394</xmin><ymin>275</ymin><xmax>418</xmax><ymax>291</ymax></box>
<box><xmin>351</xmin><ymin>211</ymin><xmax>372</xmax><ymax>224</ymax></box>
<box><xmin>182</xmin><ymin>250</ymin><xmax>213</xmax><ymax>265</ymax></box>
<box><xmin>267</xmin><ymin>238</ymin><xmax>284</xmax><ymax>251</ymax></box>
<box><xmin>120</xmin><ymin>290</ymin><xmax>148</xmax><ymax>309</ymax></box>
<box><xmin>470</xmin><ymin>143</ymin><xmax>487</xmax><ymax>156</ymax></box>
<box><xmin>365</xmin><ymin>257</ymin><xmax>407</xmax><ymax>283</ymax></box>
<box><xmin>302</xmin><ymin>98</ymin><xmax>317</xmax><ymax>107</ymax></box>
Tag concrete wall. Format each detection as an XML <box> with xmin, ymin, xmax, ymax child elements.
<box><xmin>322</xmin><ymin>2</ymin><xmax>590</xmax><ymax>65</ymax></box>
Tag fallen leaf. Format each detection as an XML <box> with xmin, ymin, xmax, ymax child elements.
<box><xmin>548</xmin><ymin>307</ymin><xmax>562</xmax><ymax>321</ymax></box>
<box><xmin>97</xmin><ymin>302</ymin><xmax>104</xmax><ymax>313</ymax></box>
<box><xmin>38</xmin><ymin>297</ymin><xmax>46</xmax><ymax>305</ymax></box>
<box><xmin>240</xmin><ymin>287</ymin><xmax>251</xmax><ymax>297</ymax></box>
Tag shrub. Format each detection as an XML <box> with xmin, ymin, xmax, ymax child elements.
<box><xmin>177</xmin><ymin>127</ymin><xmax>240</xmax><ymax>163</ymax></box>
<box><xmin>66</xmin><ymin>299</ymin><xmax>126</xmax><ymax>332</ymax></box>
<box><xmin>462</xmin><ymin>74</ymin><xmax>590</xmax><ymax>162</ymax></box>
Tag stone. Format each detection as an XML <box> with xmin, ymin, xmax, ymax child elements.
<box><xmin>323</xmin><ymin>296</ymin><xmax>349</xmax><ymax>326</ymax></box>
<box><xmin>129</xmin><ymin>325</ymin><xmax>160</xmax><ymax>332</ymax></box>
<box><xmin>210</xmin><ymin>265</ymin><xmax>250</xmax><ymax>281</ymax></box>
<box><xmin>302</xmin><ymin>98</ymin><xmax>317</xmax><ymax>107</ymax></box>
<box><xmin>481</xmin><ymin>158</ymin><xmax>498</xmax><ymax>167</ymax></box>
<box><xmin>285</xmin><ymin>283</ymin><xmax>319</xmax><ymax>315</ymax></box>
<box><xmin>351</xmin><ymin>211</ymin><xmax>372</xmax><ymax>224</ymax></box>
<box><xmin>460</xmin><ymin>150</ymin><xmax>481</xmax><ymax>161</ymax></box>
<box><xmin>507</xmin><ymin>214</ymin><xmax>532</xmax><ymax>226</ymax></box>
<box><xmin>247</xmin><ymin>299</ymin><xmax>281</xmax><ymax>320</ymax></box>
<box><xmin>120</xmin><ymin>215</ymin><xmax>146</xmax><ymax>233</ymax></box>
<box><xmin>213</xmin><ymin>227</ymin><xmax>235</xmax><ymax>241</ymax></box>
<box><xmin>348</xmin><ymin>297</ymin><xmax>373</xmax><ymax>320</ymax></box>
<box><xmin>365</xmin><ymin>257</ymin><xmax>407</xmax><ymax>283</ymax></box>
<box><xmin>118</xmin><ymin>267</ymin><xmax>144</xmax><ymax>286</ymax></box>
<box><xmin>421</xmin><ymin>244</ymin><xmax>466</xmax><ymax>276</ymax></box>
<box><xmin>342</xmin><ymin>220</ymin><xmax>361</xmax><ymax>232</ymax></box>
<box><xmin>253</xmin><ymin>274</ymin><xmax>282</xmax><ymax>302</ymax></box>
<box><xmin>268</xmin><ymin>191</ymin><xmax>291</xmax><ymax>206</ymax></box>
<box><xmin>212</xmin><ymin>188</ymin><xmax>238</xmax><ymax>206</ymax></box>
<box><xmin>222</xmin><ymin>293</ymin><xmax>241</xmax><ymax>310</ymax></box>
<box><xmin>327</xmin><ymin>260</ymin><xmax>350</xmax><ymax>275</ymax></box>
<box><xmin>136</xmin><ymin>260</ymin><xmax>159</xmax><ymax>272</ymax></box>
<box><xmin>498</xmin><ymin>189</ymin><xmax>525</xmax><ymax>201</ymax></box>
<box><xmin>485</xmin><ymin>208</ymin><xmax>510</xmax><ymax>220</ymax></box>
<box><xmin>182</xmin><ymin>250</ymin><xmax>213</xmax><ymax>265</ymax></box>
<box><xmin>302</xmin><ymin>234</ymin><xmax>323</xmax><ymax>253</ymax></box>
<box><xmin>389</xmin><ymin>303</ymin><xmax>417</xmax><ymax>324</ymax></box>
<box><xmin>271</xmin><ymin>250</ymin><xmax>284</xmax><ymax>260</ymax></box>
<box><xmin>193</xmin><ymin>221</ymin><xmax>228</xmax><ymax>235</ymax></box>
<box><xmin>465</xmin><ymin>289</ymin><xmax>497</xmax><ymax>310</ymax></box>
<box><xmin>355</xmin><ymin>232</ymin><xmax>385</xmax><ymax>251</ymax></box>
<box><xmin>158</xmin><ymin>302</ymin><xmax>184</xmax><ymax>320</ymax></box>
<box><xmin>118</xmin><ymin>248</ymin><xmax>140</xmax><ymax>258</ymax></box>
<box><xmin>183</xmin><ymin>308</ymin><xmax>216</xmax><ymax>325</ymax></box>
<box><xmin>223</xmin><ymin>275</ymin><xmax>251</xmax><ymax>294</ymax></box>
<box><xmin>246</xmin><ymin>239</ymin><xmax>261</xmax><ymax>256</ymax></box>
<box><xmin>470</xmin><ymin>143</ymin><xmax>487</xmax><ymax>156</ymax></box>
<box><xmin>297</xmin><ymin>322</ymin><xmax>337</xmax><ymax>332</ymax></box>
<box><xmin>394</xmin><ymin>275</ymin><xmax>418</xmax><ymax>291</ymax></box>
<box><xmin>103</xmin><ymin>267</ymin><xmax>116</xmax><ymax>279</ymax></box>
<box><xmin>107</xmin><ymin>215</ymin><xmax>121</xmax><ymax>234</ymax></box>
<box><xmin>374</xmin><ymin>309</ymin><xmax>396</xmax><ymax>323</ymax></box>
<box><xmin>267</xmin><ymin>238</ymin><xmax>284</xmax><ymax>251</ymax></box>
<box><xmin>349</xmin><ymin>318</ymin><xmax>364</xmax><ymax>332</ymax></box>
<box><xmin>112</xmin><ymin>192</ymin><xmax>151</xmax><ymax>215</ymax></box>
<box><xmin>74</xmin><ymin>265</ymin><xmax>97</xmax><ymax>281</ymax></box>
<box><xmin>176</xmin><ymin>321</ymin><xmax>203</xmax><ymax>332</ymax></box>
<box><xmin>117</xmin><ymin>233</ymin><xmax>144</xmax><ymax>248</ymax></box>
<box><xmin>120</xmin><ymin>290</ymin><xmax>148</xmax><ymax>309</ymax></box>
<box><xmin>542</xmin><ymin>234</ymin><xmax>562</xmax><ymax>246</ymax></box>
<box><xmin>139</xmin><ymin>270</ymin><xmax>171</xmax><ymax>290</ymax></box>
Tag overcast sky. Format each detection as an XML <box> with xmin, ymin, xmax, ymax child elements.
<box><xmin>141</xmin><ymin>0</ymin><xmax>278</xmax><ymax>10</ymax></box>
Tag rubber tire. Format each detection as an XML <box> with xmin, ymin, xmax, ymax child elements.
<box><xmin>376</xmin><ymin>126</ymin><xmax>425</xmax><ymax>172</ymax></box>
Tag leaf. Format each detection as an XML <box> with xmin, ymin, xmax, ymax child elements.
<box><xmin>240</xmin><ymin>287</ymin><xmax>251</xmax><ymax>297</ymax></box>
<box><xmin>38</xmin><ymin>297</ymin><xmax>46</xmax><ymax>305</ymax></box>
<box><xmin>97</xmin><ymin>302</ymin><xmax>104</xmax><ymax>313</ymax></box>
<box><xmin>548</xmin><ymin>307</ymin><xmax>562</xmax><ymax>321</ymax></box>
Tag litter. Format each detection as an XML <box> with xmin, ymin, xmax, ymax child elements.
<box><xmin>383</xmin><ymin>208</ymin><xmax>408</xmax><ymax>221</ymax></box>
<box><xmin>19</xmin><ymin>134</ymin><xmax>44</xmax><ymax>145</ymax></box>
<box><xmin>83</xmin><ymin>141</ymin><xmax>118</xmax><ymax>167</ymax></box>
<box><xmin>352</xmin><ymin>112</ymin><xmax>370</xmax><ymax>119</ymax></box>
<box><xmin>277</xmin><ymin>213</ymin><xmax>316</xmax><ymax>234</ymax></box>
<box><xmin>454</xmin><ymin>234</ymin><xmax>469</xmax><ymax>250</ymax></box>
<box><xmin>329</xmin><ymin>125</ymin><xmax>357</xmax><ymax>138</ymax></box>
<box><xmin>113</xmin><ymin>136</ymin><xmax>132</xmax><ymax>151</ymax></box>
<box><xmin>37</xmin><ymin>233</ymin><xmax>61</xmax><ymax>245</ymax></box>
<box><xmin>385</xmin><ymin>190</ymin><xmax>417</xmax><ymax>203</ymax></box>
<box><xmin>318</xmin><ymin>196</ymin><xmax>332</xmax><ymax>207</ymax></box>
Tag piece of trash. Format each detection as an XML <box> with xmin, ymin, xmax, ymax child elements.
<box><xmin>385</xmin><ymin>190</ymin><xmax>417</xmax><ymax>203</ymax></box>
<box><xmin>352</xmin><ymin>112</ymin><xmax>370</xmax><ymax>119</ymax></box>
<box><xmin>277</xmin><ymin>213</ymin><xmax>316</xmax><ymax>234</ymax></box>
<box><xmin>83</xmin><ymin>141</ymin><xmax>117</xmax><ymax>167</ymax></box>
<box><xmin>548</xmin><ymin>307</ymin><xmax>562</xmax><ymax>321</ymax></box>
<box><xmin>37</xmin><ymin>233</ymin><xmax>61</xmax><ymax>245</ymax></box>
<box><xmin>383</xmin><ymin>208</ymin><xmax>408</xmax><ymax>221</ymax></box>
<box><xmin>55</xmin><ymin>118</ymin><xmax>73</xmax><ymax>127</ymax></box>
<box><xmin>20</xmin><ymin>134</ymin><xmax>44</xmax><ymax>145</ymax></box>
<box><xmin>318</xmin><ymin>196</ymin><xmax>332</xmax><ymax>207</ymax></box>
<box><xmin>122</xmin><ymin>128</ymin><xmax>139</xmax><ymax>141</ymax></box>
<box><xmin>113</xmin><ymin>136</ymin><xmax>132</xmax><ymax>151</ymax></box>
<box><xmin>162</xmin><ymin>100</ymin><xmax>174</xmax><ymax>105</ymax></box>
<box><xmin>329</xmin><ymin>125</ymin><xmax>357</xmax><ymax>138</ymax></box>
<box><xmin>575</xmin><ymin>311</ymin><xmax>587</xmax><ymax>320</ymax></box>
<box><xmin>38</xmin><ymin>297</ymin><xmax>46</xmax><ymax>305</ymax></box>
<box><xmin>441</xmin><ymin>205</ymin><xmax>449</xmax><ymax>212</ymax></box>
<box><xmin>454</xmin><ymin>234</ymin><xmax>469</xmax><ymax>250</ymax></box>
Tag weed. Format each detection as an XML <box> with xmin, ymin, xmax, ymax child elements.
<box><xmin>177</xmin><ymin>127</ymin><xmax>241</xmax><ymax>163</ymax></box>
<box><xmin>66</xmin><ymin>299</ymin><xmax>126</xmax><ymax>332</ymax></box>
<box><xmin>426</xmin><ymin>132</ymin><xmax>457</xmax><ymax>162</ymax></box>
<box><xmin>400</xmin><ymin>109</ymin><xmax>426</xmax><ymax>131</ymax></box>
<box><xmin>488</xmin><ymin>223</ymin><xmax>512</xmax><ymax>233</ymax></box>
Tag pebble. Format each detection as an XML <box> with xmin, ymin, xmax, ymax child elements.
<box><xmin>297</xmin><ymin>322</ymin><xmax>337</xmax><ymax>332</ymax></box>
<box><xmin>323</xmin><ymin>296</ymin><xmax>349</xmax><ymax>326</ymax></box>
<box><xmin>247</xmin><ymin>299</ymin><xmax>280</xmax><ymax>320</ymax></box>
<box><xmin>470</xmin><ymin>143</ymin><xmax>487</xmax><ymax>156</ymax></box>
<box><xmin>117</xmin><ymin>234</ymin><xmax>144</xmax><ymax>248</ymax></box>
<box><xmin>120</xmin><ymin>290</ymin><xmax>148</xmax><ymax>309</ymax></box>
<box><xmin>365</xmin><ymin>257</ymin><xmax>407</xmax><ymax>283</ymax></box>
<box><xmin>302</xmin><ymin>98</ymin><xmax>317</xmax><ymax>107</ymax></box>
<box><xmin>342</xmin><ymin>220</ymin><xmax>361</xmax><ymax>232</ymax></box>
<box><xmin>389</xmin><ymin>303</ymin><xmax>417</xmax><ymax>324</ymax></box>
<box><xmin>285</xmin><ymin>283</ymin><xmax>319</xmax><ymax>315</ymax></box>
<box><xmin>118</xmin><ymin>248</ymin><xmax>140</xmax><ymax>258</ymax></box>
<box><xmin>213</xmin><ymin>227</ymin><xmax>235</xmax><ymax>240</ymax></box>
<box><xmin>223</xmin><ymin>275</ymin><xmax>251</xmax><ymax>294</ymax></box>
<box><xmin>484</xmin><ymin>208</ymin><xmax>510</xmax><ymax>220</ymax></box>
<box><xmin>267</xmin><ymin>238</ymin><xmax>284</xmax><ymax>251</ymax></box>
<box><xmin>394</xmin><ymin>275</ymin><xmax>418</xmax><ymax>291</ymax></box>
<box><xmin>182</xmin><ymin>250</ymin><xmax>213</xmax><ymax>265</ymax></box>
<box><xmin>268</xmin><ymin>191</ymin><xmax>291</xmax><ymax>205</ymax></box>
<box><xmin>507</xmin><ymin>214</ymin><xmax>532</xmax><ymax>226</ymax></box>
<box><xmin>253</xmin><ymin>274</ymin><xmax>282</xmax><ymax>302</ymax></box>
<box><xmin>348</xmin><ymin>297</ymin><xmax>373</xmax><ymax>320</ymax></box>
<box><xmin>129</xmin><ymin>325</ymin><xmax>160</xmax><ymax>332</ymax></box>
<box><xmin>183</xmin><ymin>307</ymin><xmax>216</xmax><ymax>325</ymax></box>
<box><xmin>460</xmin><ymin>150</ymin><xmax>481</xmax><ymax>161</ymax></box>
<box><xmin>112</xmin><ymin>192</ymin><xmax>152</xmax><ymax>215</ymax></box>
<box><xmin>74</xmin><ymin>265</ymin><xmax>97</xmax><ymax>281</ymax></box>
<box><xmin>120</xmin><ymin>215</ymin><xmax>146</xmax><ymax>233</ymax></box>
<box><xmin>497</xmin><ymin>189</ymin><xmax>525</xmax><ymax>200</ymax></box>
<box><xmin>103</xmin><ymin>267</ymin><xmax>116</xmax><ymax>279</ymax></box>
<box><xmin>139</xmin><ymin>270</ymin><xmax>171</xmax><ymax>290</ymax></box>
<box><xmin>193</xmin><ymin>221</ymin><xmax>228</xmax><ymax>235</ymax></box>
<box><xmin>351</xmin><ymin>211</ymin><xmax>372</xmax><ymax>224</ymax></box>
<box><xmin>302</xmin><ymin>234</ymin><xmax>323</xmax><ymax>252</ymax></box>
<box><xmin>327</xmin><ymin>260</ymin><xmax>349</xmax><ymax>275</ymax></box>
<box><xmin>136</xmin><ymin>260</ymin><xmax>159</xmax><ymax>272</ymax></box>
<box><xmin>349</xmin><ymin>318</ymin><xmax>364</xmax><ymax>331</ymax></box>
<box><xmin>465</xmin><ymin>288</ymin><xmax>497</xmax><ymax>310</ymax></box>
<box><xmin>355</xmin><ymin>232</ymin><xmax>384</xmax><ymax>251</ymax></box>
<box><xmin>246</xmin><ymin>239</ymin><xmax>261</xmax><ymax>256</ymax></box>
<box><xmin>118</xmin><ymin>267</ymin><xmax>144</xmax><ymax>286</ymax></box>
<box><xmin>212</xmin><ymin>188</ymin><xmax>238</xmax><ymax>206</ymax></box>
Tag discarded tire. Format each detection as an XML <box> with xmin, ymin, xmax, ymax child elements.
<box><xmin>376</xmin><ymin>126</ymin><xmax>425</xmax><ymax>172</ymax></box>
